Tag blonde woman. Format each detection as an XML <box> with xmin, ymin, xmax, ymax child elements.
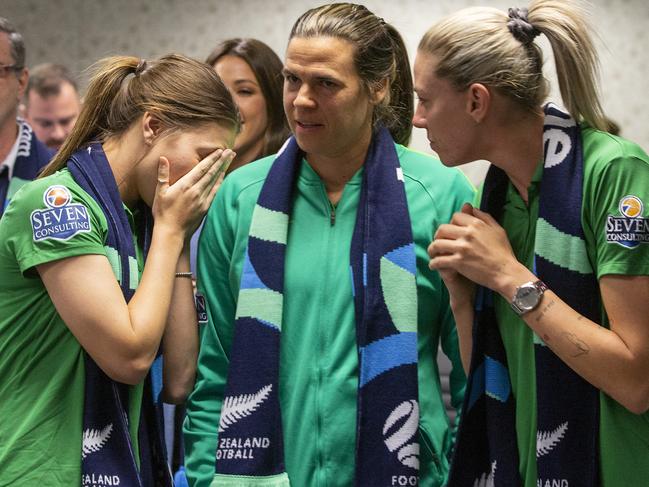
<box><xmin>0</xmin><ymin>54</ymin><xmax>237</xmax><ymax>485</ymax></box>
<box><xmin>415</xmin><ymin>2</ymin><xmax>649</xmax><ymax>486</ymax></box>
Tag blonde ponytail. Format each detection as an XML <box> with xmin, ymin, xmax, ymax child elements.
<box><xmin>419</xmin><ymin>0</ymin><xmax>608</xmax><ymax>130</ymax></box>
<box><xmin>528</xmin><ymin>0</ymin><xmax>607</xmax><ymax>130</ymax></box>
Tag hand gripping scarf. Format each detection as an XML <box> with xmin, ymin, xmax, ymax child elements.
<box><xmin>68</xmin><ymin>143</ymin><xmax>172</xmax><ymax>487</ymax></box>
<box><xmin>213</xmin><ymin>127</ymin><xmax>421</xmax><ymax>486</ymax></box>
<box><xmin>0</xmin><ymin>119</ymin><xmax>52</xmax><ymax>216</ymax></box>
<box><xmin>447</xmin><ymin>104</ymin><xmax>601</xmax><ymax>487</ymax></box>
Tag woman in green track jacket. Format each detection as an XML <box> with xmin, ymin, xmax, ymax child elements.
<box><xmin>184</xmin><ymin>4</ymin><xmax>474</xmax><ymax>487</ymax></box>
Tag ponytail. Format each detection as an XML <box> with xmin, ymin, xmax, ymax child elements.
<box><xmin>383</xmin><ymin>24</ymin><xmax>413</xmax><ymax>146</ymax></box>
<box><xmin>41</xmin><ymin>57</ymin><xmax>139</xmax><ymax>177</ymax></box>
<box><xmin>528</xmin><ymin>0</ymin><xmax>607</xmax><ymax>130</ymax></box>
<box><xmin>40</xmin><ymin>53</ymin><xmax>239</xmax><ymax>178</ymax></box>
<box><xmin>419</xmin><ymin>0</ymin><xmax>608</xmax><ymax>131</ymax></box>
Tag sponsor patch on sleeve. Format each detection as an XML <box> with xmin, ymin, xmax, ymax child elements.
<box><xmin>605</xmin><ymin>195</ymin><xmax>649</xmax><ymax>249</ymax></box>
<box><xmin>30</xmin><ymin>185</ymin><xmax>92</xmax><ymax>241</ymax></box>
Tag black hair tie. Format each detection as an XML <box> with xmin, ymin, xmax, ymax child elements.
<box><xmin>507</xmin><ymin>7</ymin><xmax>540</xmax><ymax>44</ymax></box>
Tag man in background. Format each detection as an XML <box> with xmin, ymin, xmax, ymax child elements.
<box><xmin>23</xmin><ymin>63</ymin><xmax>81</xmax><ymax>151</ymax></box>
<box><xmin>0</xmin><ymin>17</ymin><xmax>52</xmax><ymax>217</ymax></box>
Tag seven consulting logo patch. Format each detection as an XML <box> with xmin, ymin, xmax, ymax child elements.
<box><xmin>606</xmin><ymin>195</ymin><xmax>649</xmax><ymax>249</ymax></box>
<box><xmin>31</xmin><ymin>185</ymin><xmax>92</xmax><ymax>241</ymax></box>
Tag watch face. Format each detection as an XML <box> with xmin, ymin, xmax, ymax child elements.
<box><xmin>516</xmin><ymin>284</ymin><xmax>540</xmax><ymax>310</ymax></box>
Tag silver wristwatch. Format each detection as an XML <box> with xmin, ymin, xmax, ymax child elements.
<box><xmin>510</xmin><ymin>280</ymin><xmax>548</xmax><ymax>316</ymax></box>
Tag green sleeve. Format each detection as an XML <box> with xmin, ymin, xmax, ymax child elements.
<box><xmin>439</xmin><ymin>298</ymin><xmax>466</xmax><ymax>434</ymax></box>
<box><xmin>4</xmin><ymin>178</ymin><xmax>106</xmax><ymax>275</ymax></box>
<box><xmin>584</xmin><ymin>155</ymin><xmax>649</xmax><ymax>278</ymax></box>
<box><xmin>183</xmin><ymin>180</ymin><xmax>237</xmax><ymax>487</ymax></box>
<box><xmin>473</xmin><ymin>183</ymin><xmax>484</xmax><ymax>208</ymax></box>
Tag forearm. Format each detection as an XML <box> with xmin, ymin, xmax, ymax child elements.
<box><xmin>162</xmin><ymin>244</ymin><xmax>199</xmax><ymax>403</ymax></box>
<box><xmin>430</xmin><ymin>203</ymin><xmax>649</xmax><ymax>413</ymax></box>
<box><xmin>495</xmin><ymin>266</ymin><xmax>649</xmax><ymax>414</ymax></box>
<box><xmin>126</xmin><ymin>225</ymin><xmax>185</xmax><ymax>366</ymax></box>
<box><xmin>450</xmin><ymin>299</ymin><xmax>474</xmax><ymax>375</ymax></box>
<box><xmin>525</xmin><ymin>293</ymin><xmax>648</xmax><ymax>413</ymax></box>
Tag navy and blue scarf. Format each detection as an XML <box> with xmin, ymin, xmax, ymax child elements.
<box><xmin>68</xmin><ymin>143</ymin><xmax>172</xmax><ymax>487</ymax></box>
<box><xmin>447</xmin><ymin>104</ymin><xmax>601</xmax><ymax>487</ymax></box>
<box><xmin>213</xmin><ymin>127</ymin><xmax>420</xmax><ymax>486</ymax></box>
<box><xmin>0</xmin><ymin>119</ymin><xmax>52</xmax><ymax>216</ymax></box>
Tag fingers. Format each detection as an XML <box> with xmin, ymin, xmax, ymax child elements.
<box><xmin>471</xmin><ymin>206</ymin><xmax>499</xmax><ymax>226</ymax></box>
<box><xmin>460</xmin><ymin>202</ymin><xmax>473</xmax><ymax>214</ymax></box>
<box><xmin>181</xmin><ymin>148</ymin><xmax>226</xmax><ymax>187</ymax></box>
<box><xmin>449</xmin><ymin>210</ymin><xmax>479</xmax><ymax>226</ymax></box>
<box><xmin>434</xmin><ymin>222</ymin><xmax>466</xmax><ymax>240</ymax></box>
<box><xmin>198</xmin><ymin>149</ymin><xmax>235</xmax><ymax>199</ymax></box>
<box><xmin>157</xmin><ymin>157</ymin><xmax>170</xmax><ymax>191</ymax></box>
<box><xmin>202</xmin><ymin>163</ymin><xmax>228</xmax><ymax>210</ymax></box>
<box><xmin>212</xmin><ymin>150</ymin><xmax>235</xmax><ymax>185</ymax></box>
<box><xmin>428</xmin><ymin>238</ymin><xmax>461</xmax><ymax>261</ymax></box>
<box><xmin>444</xmin><ymin>205</ymin><xmax>500</xmax><ymax>235</ymax></box>
<box><xmin>428</xmin><ymin>253</ymin><xmax>460</xmax><ymax>271</ymax></box>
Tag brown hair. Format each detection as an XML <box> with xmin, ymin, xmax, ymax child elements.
<box><xmin>418</xmin><ymin>0</ymin><xmax>608</xmax><ymax>131</ymax></box>
<box><xmin>290</xmin><ymin>3</ymin><xmax>413</xmax><ymax>145</ymax></box>
<box><xmin>25</xmin><ymin>63</ymin><xmax>78</xmax><ymax>101</ymax></box>
<box><xmin>41</xmin><ymin>53</ymin><xmax>239</xmax><ymax>177</ymax></box>
<box><xmin>206</xmin><ymin>38</ymin><xmax>289</xmax><ymax>158</ymax></box>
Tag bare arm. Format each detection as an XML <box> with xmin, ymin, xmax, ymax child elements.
<box><xmin>506</xmin><ymin>271</ymin><xmax>649</xmax><ymax>415</ymax></box>
<box><xmin>430</xmin><ymin>205</ymin><xmax>649</xmax><ymax>414</ymax></box>
<box><xmin>161</xmin><ymin>244</ymin><xmax>199</xmax><ymax>403</ymax></box>
<box><xmin>429</xmin><ymin>204</ymin><xmax>476</xmax><ymax>374</ymax></box>
<box><xmin>39</xmin><ymin>228</ymin><xmax>183</xmax><ymax>385</ymax></box>
<box><xmin>448</xmin><ymin>289</ymin><xmax>475</xmax><ymax>375</ymax></box>
<box><xmin>38</xmin><ymin>149</ymin><xmax>233</xmax><ymax>385</ymax></box>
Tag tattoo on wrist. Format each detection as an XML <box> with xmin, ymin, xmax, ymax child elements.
<box><xmin>534</xmin><ymin>299</ymin><xmax>556</xmax><ymax>322</ymax></box>
<box><xmin>561</xmin><ymin>332</ymin><xmax>590</xmax><ymax>357</ymax></box>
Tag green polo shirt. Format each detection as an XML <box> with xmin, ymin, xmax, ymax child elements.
<box><xmin>485</xmin><ymin>127</ymin><xmax>649</xmax><ymax>487</ymax></box>
<box><xmin>0</xmin><ymin>169</ymin><xmax>144</xmax><ymax>485</ymax></box>
<box><xmin>184</xmin><ymin>143</ymin><xmax>474</xmax><ymax>487</ymax></box>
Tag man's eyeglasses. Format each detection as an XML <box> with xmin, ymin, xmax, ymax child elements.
<box><xmin>0</xmin><ymin>64</ymin><xmax>23</xmax><ymax>77</ymax></box>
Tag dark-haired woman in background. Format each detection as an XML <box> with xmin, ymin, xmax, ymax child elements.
<box><xmin>184</xmin><ymin>4</ymin><xmax>472</xmax><ymax>486</ymax></box>
<box><xmin>207</xmin><ymin>38</ymin><xmax>290</xmax><ymax>172</ymax></box>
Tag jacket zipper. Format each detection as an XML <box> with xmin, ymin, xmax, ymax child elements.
<box><xmin>329</xmin><ymin>201</ymin><xmax>336</xmax><ymax>226</ymax></box>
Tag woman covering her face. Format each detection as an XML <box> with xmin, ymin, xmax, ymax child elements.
<box><xmin>414</xmin><ymin>1</ymin><xmax>649</xmax><ymax>486</ymax></box>
<box><xmin>207</xmin><ymin>38</ymin><xmax>290</xmax><ymax>172</ymax></box>
<box><xmin>184</xmin><ymin>3</ymin><xmax>474</xmax><ymax>487</ymax></box>
<box><xmin>0</xmin><ymin>54</ymin><xmax>238</xmax><ymax>485</ymax></box>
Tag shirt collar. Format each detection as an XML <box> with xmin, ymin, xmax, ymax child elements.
<box><xmin>299</xmin><ymin>157</ymin><xmax>364</xmax><ymax>186</ymax></box>
<box><xmin>506</xmin><ymin>158</ymin><xmax>544</xmax><ymax>208</ymax></box>
<box><xmin>0</xmin><ymin>119</ymin><xmax>26</xmax><ymax>180</ymax></box>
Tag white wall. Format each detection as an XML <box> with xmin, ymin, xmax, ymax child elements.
<box><xmin>5</xmin><ymin>0</ymin><xmax>648</xmax><ymax>184</ymax></box>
